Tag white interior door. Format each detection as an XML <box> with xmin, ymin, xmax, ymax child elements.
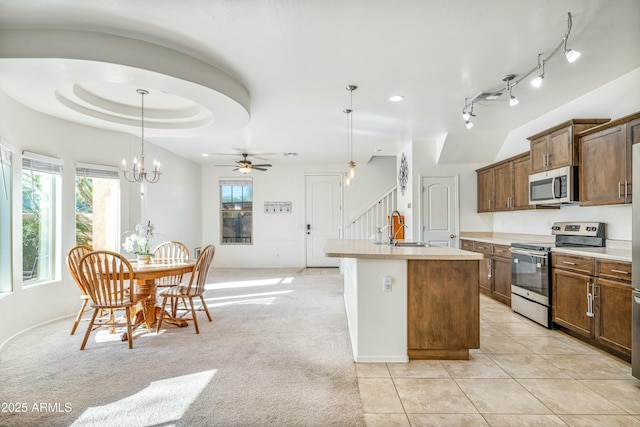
<box><xmin>421</xmin><ymin>176</ymin><xmax>458</xmax><ymax>247</ymax></box>
<box><xmin>305</xmin><ymin>174</ymin><xmax>342</xmax><ymax>267</ymax></box>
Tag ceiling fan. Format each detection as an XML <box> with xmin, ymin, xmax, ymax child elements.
<box><xmin>233</xmin><ymin>153</ymin><xmax>272</xmax><ymax>174</ymax></box>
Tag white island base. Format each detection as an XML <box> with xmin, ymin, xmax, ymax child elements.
<box><xmin>327</xmin><ymin>239</ymin><xmax>482</xmax><ymax>363</ymax></box>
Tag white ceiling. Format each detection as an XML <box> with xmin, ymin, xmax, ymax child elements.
<box><xmin>0</xmin><ymin>0</ymin><xmax>639</xmax><ymax>167</ymax></box>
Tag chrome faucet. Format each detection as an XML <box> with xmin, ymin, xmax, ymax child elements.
<box><xmin>388</xmin><ymin>210</ymin><xmax>404</xmax><ymax>244</ymax></box>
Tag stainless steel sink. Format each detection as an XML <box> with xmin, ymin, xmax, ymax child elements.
<box><xmin>392</xmin><ymin>242</ymin><xmax>430</xmax><ymax>247</ymax></box>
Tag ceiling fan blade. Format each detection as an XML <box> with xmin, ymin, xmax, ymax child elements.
<box><xmin>252</xmin><ymin>163</ymin><xmax>272</xmax><ymax>168</ymax></box>
<box><xmin>253</xmin><ymin>167</ymin><xmax>269</xmax><ymax>171</ymax></box>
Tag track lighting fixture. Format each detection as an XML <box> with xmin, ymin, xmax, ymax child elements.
<box><xmin>563</xmin><ymin>12</ymin><xmax>581</xmax><ymax>63</ymax></box>
<box><xmin>531</xmin><ymin>54</ymin><xmax>545</xmax><ymax>88</ymax></box>
<box><xmin>461</xmin><ymin>12</ymin><xmax>581</xmax><ymax>127</ymax></box>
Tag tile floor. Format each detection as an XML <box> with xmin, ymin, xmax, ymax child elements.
<box><xmin>358</xmin><ymin>294</ymin><xmax>640</xmax><ymax>427</ymax></box>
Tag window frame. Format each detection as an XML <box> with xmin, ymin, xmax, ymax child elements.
<box><xmin>75</xmin><ymin>162</ymin><xmax>121</xmax><ymax>251</ymax></box>
<box><xmin>220</xmin><ymin>177</ymin><xmax>253</xmax><ymax>245</ymax></box>
<box><xmin>0</xmin><ymin>141</ymin><xmax>13</xmax><ymax>294</ymax></box>
<box><xmin>21</xmin><ymin>150</ymin><xmax>63</xmax><ymax>286</ymax></box>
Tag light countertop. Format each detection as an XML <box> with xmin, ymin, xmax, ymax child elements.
<box><xmin>325</xmin><ymin>239</ymin><xmax>484</xmax><ymax>261</ymax></box>
<box><xmin>551</xmin><ymin>246</ymin><xmax>631</xmax><ymax>263</ymax></box>
<box><xmin>460</xmin><ymin>232</ymin><xmax>631</xmax><ymax>263</ymax></box>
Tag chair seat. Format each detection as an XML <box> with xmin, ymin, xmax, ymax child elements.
<box><xmin>158</xmin><ymin>284</ymin><xmax>201</xmax><ymax>298</ymax></box>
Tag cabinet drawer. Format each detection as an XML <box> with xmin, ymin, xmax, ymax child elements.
<box><xmin>460</xmin><ymin>240</ymin><xmax>474</xmax><ymax>251</ymax></box>
<box><xmin>473</xmin><ymin>243</ymin><xmax>493</xmax><ymax>255</ymax></box>
<box><xmin>596</xmin><ymin>260</ymin><xmax>632</xmax><ymax>282</ymax></box>
<box><xmin>552</xmin><ymin>253</ymin><xmax>594</xmax><ymax>275</ymax></box>
<box><xmin>492</xmin><ymin>244</ymin><xmax>511</xmax><ymax>259</ymax></box>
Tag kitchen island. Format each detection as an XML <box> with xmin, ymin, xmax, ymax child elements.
<box><xmin>325</xmin><ymin>239</ymin><xmax>483</xmax><ymax>363</ymax></box>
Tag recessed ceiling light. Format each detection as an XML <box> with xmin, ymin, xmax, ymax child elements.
<box><xmin>374</xmin><ymin>148</ymin><xmax>383</xmax><ymax>153</ymax></box>
<box><xmin>283</xmin><ymin>152</ymin><xmax>298</xmax><ymax>157</ymax></box>
<box><xmin>389</xmin><ymin>95</ymin><xmax>404</xmax><ymax>102</ymax></box>
<box><xmin>201</xmin><ymin>153</ymin><xmax>209</xmax><ymax>157</ymax></box>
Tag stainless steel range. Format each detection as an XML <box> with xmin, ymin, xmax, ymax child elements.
<box><xmin>510</xmin><ymin>221</ymin><xmax>606</xmax><ymax>328</ymax></box>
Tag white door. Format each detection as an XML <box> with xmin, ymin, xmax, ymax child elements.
<box><xmin>421</xmin><ymin>176</ymin><xmax>458</xmax><ymax>247</ymax></box>
<box><xmin>306</xmin><ymin>174</ymin><xmax>342</xmax><ymax>267</ymax></box>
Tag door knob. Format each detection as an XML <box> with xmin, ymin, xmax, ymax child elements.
<box><xmin>450</xmin><ymin>234</ymin><xmax>456</xmax><ymax>238</ymax></box>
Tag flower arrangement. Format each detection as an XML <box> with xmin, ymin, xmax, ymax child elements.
<box><xmin>123</xmin><ymin>221</ymin><xmax>155</xmax><ymax>256</ymax></box>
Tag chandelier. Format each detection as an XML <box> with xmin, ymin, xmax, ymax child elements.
<box><xmin>344</xmin><ymin>84</ymin><xmax>357</xmax><ymax>186</ymax></box>
<box><xmin>122</xmin><ymin>89</ymin><xmax>161</xmax><ymax>183</ymax></box>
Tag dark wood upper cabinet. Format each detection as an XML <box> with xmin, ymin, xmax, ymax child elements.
<box><xmin>527</xmin><ymin>119</ymin><xmax>610</xmax><ymax>174</ymax></box>
<box><xmin>578</xmin><ymin>112</ymin><xmax>640</xmax><ymax>206</ymax></box>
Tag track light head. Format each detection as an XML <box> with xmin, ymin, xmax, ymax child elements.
<box><xmin>462</xmin><ymin>111</ymin><xmax>471</xmax><ymax>121</ymax></box>
<box><xmin>531</xmin><ymin>73</ymin><xmax>544</xmax><ymax>88</ymax></box>
<box><xmin>509</xmin><ymin>95</ymin><xmax>519</xmax><ymax>107</ymax></box>
<box><xmin>465</xmin><ymin>120</ymin><xmax>473</xmax><ymax>129</ymax></box>
<box><xmin>565</xmin><ymin>48</ymin><xmax>581</xmax><ymax>63</ymax></box>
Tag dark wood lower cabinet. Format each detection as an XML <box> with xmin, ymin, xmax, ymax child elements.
<box><xmin>552</xmin><ymin>268</ymin><xmax>593</xmax><ymax>338</ymax></box>
<box><xmin>492</xmin><ymin>256</ymin><xmax>511</xmax><ymax>306</ymax></box>
<box><xmin>595</xmin><ymin>277</ymin><xmax>632</xmax><ymax>357</ymax></box>
<box><xmin>552</xmin><ymin>254</ymin><xmax>632</xmax><ymax>361</ymax></box>
<box><xmin>479</xmin><ymin>257</ymin><xmax>491</xmax><ymax>296</ymax></box>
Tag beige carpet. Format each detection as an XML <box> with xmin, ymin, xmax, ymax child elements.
<box><xmin>0</xmin><ymin>268</ymin><xmax>365</xmax><ymax>427</ymax></box>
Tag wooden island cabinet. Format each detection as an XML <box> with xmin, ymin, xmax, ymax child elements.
<box><xmin>325</xmin><ymin>239</ymin><xmax>482</xmax><ymax>362</ymax></box>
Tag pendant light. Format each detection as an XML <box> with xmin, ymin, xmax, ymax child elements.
<box><xmin>122</xmin><ymin>89</ymin><xmax>161</xmax><ymax>184</ymax></box>
<box><xmin>345</xmin><ymin>84</ymin><xmax>357</xmax><ymax>185</ymax></box>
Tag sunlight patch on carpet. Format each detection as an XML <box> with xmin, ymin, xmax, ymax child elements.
<box><xmin>205</xmin><ymin>277</ymin><xmax>295</xmax><ymax>290</ymax></box>
<box><xmin>70</xmin><ymin>370</ymin><xmax>217</xmax><ymax>426</ymax></box>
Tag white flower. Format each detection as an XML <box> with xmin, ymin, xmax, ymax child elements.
<box><xmin>122</xmin><ymin>221</ymin><xmax>156</xmax><ymax>255</ymax></box>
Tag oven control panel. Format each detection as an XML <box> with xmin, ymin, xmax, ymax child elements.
<box><xmin>551</xmin><ymin>222</ymin><xmax>605</xmax><ymax>237</ymax></box>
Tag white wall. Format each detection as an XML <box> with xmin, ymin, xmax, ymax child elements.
<box><xmin>201</xmin><ymin>156</ymin><xmax>396</xmax><ymax>268</ymax></box>
<box><xmin>490</xmin><ymin>67</ymin><xmax>640</xmax><ymax>240</ymax></box>
<box><xmin>0</xmin><ymin>89</ymin><xmax>202</xmax><ymax>347</ymax></box>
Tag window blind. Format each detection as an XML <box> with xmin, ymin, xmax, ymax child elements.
<box><xmin>76</xmin><ymin>162</ymin><xmax>120</xmax><ymax>179</ymax></box>
<box><xmin>22</xmin><ymin>151</ymin><xmax>63</xmax><ymax>174</ymax></box>
<box><xmin>219</xmin><ymin>177</ymin><xmax>253</xmax><ymax>186</ymax></box>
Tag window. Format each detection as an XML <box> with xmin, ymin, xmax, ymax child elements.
<box><xmin>0</xmin><ymin>142</ymin><xmax>13</xmax><ymax>293</ymax></box>
<box><xmin>75</xmin><ymin>163</ymin><xmax>121</xmax><ymax>251</ymax></box>
<box><xmin>22</xmin><ymin>151</ymin><xmax>62</xmax><ymax>285</ymax></box>
<box><xmin>220</xmin><ymin>178</ymin><xmax>253</xmax><ymax>244</ymax></box>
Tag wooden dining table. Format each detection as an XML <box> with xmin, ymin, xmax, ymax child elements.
<box><xmin>129</xmin><ymin>258</ymin><xmax>196</xmax><ymax>331</ymax></box>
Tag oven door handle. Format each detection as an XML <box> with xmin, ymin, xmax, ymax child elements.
<box><xmin>509</xmin><ymin>248</ymin><xmax>549</xmax><ymax>259</ymax></box>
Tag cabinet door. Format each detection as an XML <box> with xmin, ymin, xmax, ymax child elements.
<box><xmin>479</xmin><ymin>257</ymin><xmax>491</xmax><ymax>295</ymax></box>
<box><xmin>530</xmin><ymin>135</ymin><xmax>549</xmax><ymax>173</ymax></box>
<box><xmin>580</xmin><ymin>125</ymin><xmax>629</xmax><ymax>206</ymax></box>
<box><xmin>595</xmin><ymin>278</ymin><xmax>632</xmax><ymax>357</ymax></box>
<box><xmin>548</xmin><ymin>126</ymin><xmax>572</xmax><ymax>168</ymax></box>
<box><xmin>552</xmin><ymin>268</ymin><xmax>593</xmax><ymax>338</ymax></box>
<box><xmin>477</xmin><ymin>169</ymin><xmax>494</xmax><ymax>212</ymax></box>
<box><xmin>492</xmin><ymin>256</ymin><xmax>511</xmax><ymax>306</ymax></box>
<box><xmin>512</xmin><ymin>155</ymin><xmax>532</xmax><ymax>209</ymax></box>
<box><xmin>494</xmin><ymin>162</ymin><xmax>513</xmax><ymax>211</ymax></box>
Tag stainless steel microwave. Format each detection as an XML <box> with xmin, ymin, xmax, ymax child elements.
<box><xmin>529</xmin><ymin>166</ymin><xmax>579</xmax><ymax>205</ymax></box>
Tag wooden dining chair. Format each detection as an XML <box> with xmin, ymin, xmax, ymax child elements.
<box><xmin>156</xmin><ymin>245</ymin><xmax>215</xmax><ymax>334</ymax></box>
<box><xmin>66</xmin><ymin>245</ymin><xmax>94</xmax><ymax>335</ymax></box>
<box><xmin>152</xmin><ymin>241</ymin><xmax>190</xmax><ymax>287</ymax></box>
<box><xmin>78</xmin><ymin>250</ymin><xmax>137</xmax><ymax>350</ymax></box>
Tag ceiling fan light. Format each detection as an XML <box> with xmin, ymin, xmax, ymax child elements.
<box><xmin>239</xmin><ymin>166</ymin><xmax>252</xmax><ymax>174</ymax></box>
<box><xmin>565</xmin><ymin>49</ymin><xmax>581</xmax><ymax>63</ymax></box>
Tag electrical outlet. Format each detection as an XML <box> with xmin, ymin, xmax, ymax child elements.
<box><xmin>382</xmin><ymin>276</ymin><xmax>392</xmax><ymax>292</ymax></box>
